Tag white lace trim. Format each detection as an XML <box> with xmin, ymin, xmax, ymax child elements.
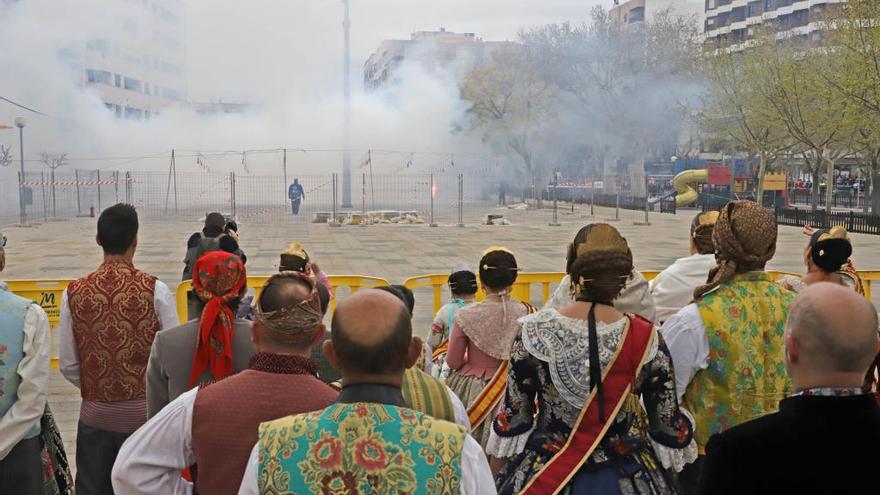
<box><xmin>650</xmin><ymin>408</ymin><xmax>698</xmax><ymax>472</ymax></box>
<box><xmin>485</xmin><ymin>422</ymin><xmax>535</xmax><ymax>458</ymax></box>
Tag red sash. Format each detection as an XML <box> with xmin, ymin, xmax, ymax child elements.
<box><xmin>521</xmin><ymin>315</ymin><xmax>655</xmax><ymax>495</ymax></box>
<box><xmin>467</xmin><ymin>360</ymin><xmax>509</xmax><ymax>428</ymax></box>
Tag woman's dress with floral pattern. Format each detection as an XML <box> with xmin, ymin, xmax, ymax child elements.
<box><xmin>492</xmin><ymin>310</ymin><xmax>692</xmax><ymax>495</ymax></box>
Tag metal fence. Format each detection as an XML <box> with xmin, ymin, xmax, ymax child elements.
<box><xmin>13</xmin><ymin>169</ymin><xmax>498</xmax><ymax>226</ymax></box>
<box><xmin>787</xmin><ymin>188</ymin><xmax>871</xmax><ymax>210</ymax></box>
<box><xmin>775</xmin><ymin>207</ymin><xmax>880</xmax><ymax>235</ymax></box>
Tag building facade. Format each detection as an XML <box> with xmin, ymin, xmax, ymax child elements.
<box><xmin>702</xmin><ymin>0</ymin><xmax>842</xmax><ymax>48</ymax></box>
<box><xmin>610</xmin><ymin>0</ymin><xmax>705</xmax><ymax>26</ymax></box>
<box><xmin>76</xmin><ymin>0</ymin><xmax>187</xmax><ymax>119</ymax></box>
<box><xmin>364</xmin><ymin>28</ymin><xmax>512</xmax><ymax>90</ymax></box>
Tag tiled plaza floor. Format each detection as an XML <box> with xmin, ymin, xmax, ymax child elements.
<box><xmin>3</xmin><ymin>203</ymin><xmax>879</xmax><ymax>471</ymax></box>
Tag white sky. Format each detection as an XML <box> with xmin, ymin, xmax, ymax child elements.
<box><xmin>186</xmin><ymin>0</ymin><xmax>603</xmax><ymax>101</ymax></box>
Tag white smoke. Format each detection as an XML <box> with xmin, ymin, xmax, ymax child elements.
<box><xmin>0</xmin><ymin>0</ymin><xmax>594</xmax><ymax>217</ymax></box>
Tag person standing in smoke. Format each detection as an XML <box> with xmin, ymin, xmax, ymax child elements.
<box><xmin>288</xmin><ymin>178</ymin><xmax>305</xmax><ymax>216</ymax></box>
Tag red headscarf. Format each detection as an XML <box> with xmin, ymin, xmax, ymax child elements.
<box><xmin>189</xmin><ymin>251</ymin><xmax>247</xmax><ymax>387</ymax></box>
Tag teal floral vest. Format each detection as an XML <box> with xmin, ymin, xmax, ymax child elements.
<box><xmin>258</xmin><ymin>402</ymin><xmax>466</xmax><ymax>494</ymax></box>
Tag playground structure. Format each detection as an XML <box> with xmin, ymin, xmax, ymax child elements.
<box><xmin>673</xmin><ymin>169</ymin><xmax>708</xmax><ymax>206</ymax></box>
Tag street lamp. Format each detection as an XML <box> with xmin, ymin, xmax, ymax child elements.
<box><xmin>14</xmin><ymin>117</ymin><xmax>26</xmax><ymax>226</ymax></box>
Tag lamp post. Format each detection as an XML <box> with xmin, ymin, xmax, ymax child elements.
<box><xmin>15</xmin><ymin>117</ymin><xmax>26</xmax><ymax>226</ymax></box>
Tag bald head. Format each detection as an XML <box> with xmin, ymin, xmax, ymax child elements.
<box><xmin>330</xmin><ymin>289</ymin><xmax>413</xmax><ymax>376</ymax></box>
<box><xmin>786</xmin><ymin>283</ymin><xmax>879</xmax><ymax>376</ymax></box>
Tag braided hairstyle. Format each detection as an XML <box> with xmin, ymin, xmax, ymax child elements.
<box><xmin>567</xmin><ymin>224</ymin><xmax>633</xmax><ymax>304</ymax></box>
<box><xmin>691</xmin><ymin>211</ymin><xmax>718</xmax><ymax>255</ymax></box>
<box><xmin>479</xmin><ymin>250</ymin><xmax>519</xmax><ymax>291</ymax></box>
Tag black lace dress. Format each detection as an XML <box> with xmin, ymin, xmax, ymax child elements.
<box><xmin>491</xmin><ymin>310</ymin><xmax>692</xmax><ymax>495</ymax></box>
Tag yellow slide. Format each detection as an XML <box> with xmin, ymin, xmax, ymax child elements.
<box><xmin>673</xmin><ymin>169</ymin><xmax>708</xmax><ymax>206</ymax></box>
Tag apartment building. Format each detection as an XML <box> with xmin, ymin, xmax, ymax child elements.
<box><xmin>703</xmin><ymin>0</ymin><xmax>842</xmax><ymax>48</ymax></box>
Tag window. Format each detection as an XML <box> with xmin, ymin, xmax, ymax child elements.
<box><xmin>731</xmin><ymin>6</ymin><xmax>747</xmax><ymax>22</ymax></box>
<box><xmin>144</xmin><ymin>83</ymin><xmax>151</xmax><ymax>94</ymax></box>
<box><xmin>627</xmin><ymin>6</ymin><xmax>645</xmax><ymax>23</ymax></box>
<box><xmin>86</xmin><ymin>69</ymin><xmax>112</xmax><ymax>85</ymax></box>
<box><xmin>115</xmin><ymin>105</ymin><xmax>122</xmax><ymax>118</ymax></box>
<box><xmin>707</xmin><ymin>0</ymin><xmax>717</xmax><ymax>10</ymax></box>
<box><xmin>114</xmin><ymin>74</ymin><xmax>122</xmax><ymax>87</ymax></box>
<box><xmin>123</xmin><ymin>77</ymin><xmax>143</xmax><ymax>92</ymax></box>
<box><xmin>765</xmin><ymin>0</ymin><xmax>773</xmax><ymax>11</ymax></box>
<box><xmin>748</xmin><ymin>1</ymin><xmax>762</xmax><ymax>17</ymax></box>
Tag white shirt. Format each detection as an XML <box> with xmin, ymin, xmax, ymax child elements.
<box><xmin>111</xmin><ymin>388</ymin><xmax>197</xmax><ymax>495</ymax></box>
<box><xmin>237</xmin><ymin>426</ymin><xmax>496</xmax><ymax>495</ymax></box>
<box><xmin>112</xmin><ymin>385</ymin><xmax>474</xmax><ymax>495</ymax></box>
<box><xmin>659</xmin><ymin>303</ymin><xmax>710</xmax><ymax>401</ymax></box>
<box><xmin>58</xmin><ymin>281</ymin><xmax>178</xmax><ymax>387</ymax></box>
<box><xmin>649</xmin><ymin>254</ymin><xmax>716</xmax><ymax>323</ymax></box>
<box><xmin>0</xmin><ymin>304</ymin><xmax>50</xmax><ymax>460</ymax></box>
<box><xmin>545</xmin><ymin>270</ymin><xmax>657</xmax><ymax>322</ymax></box>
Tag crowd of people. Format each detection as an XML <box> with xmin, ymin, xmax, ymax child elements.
<box><xmin>0</xmin><ymin>200</ymin><xmax>878</xmax><ymax>495</ymax></box>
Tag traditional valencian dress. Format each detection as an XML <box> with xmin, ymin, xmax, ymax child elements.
<box><xmin>428</xmin><ymin>299</ymin><xmax>475</xmax><ymax>379</ymax></box>
<box><xmin>491</xmin><ymin>309</ymin><xmax>693</xmax><ymax>495</ymax></box>
<box><xmin>445</xmin><ymin>296</ymin><xmax>535</xmax><ymax>447</ymax></box>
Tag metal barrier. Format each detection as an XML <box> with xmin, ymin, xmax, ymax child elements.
<box><xmin>174</xmin><ymin>274</ymin><xmax>392</xmax><ymax>323</ymax></box>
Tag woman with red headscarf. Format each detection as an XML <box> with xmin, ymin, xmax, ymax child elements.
<box><xmin>146</xmin><ymin>251</ymin><xmax>255</xmax><ymax>418</ymax></box>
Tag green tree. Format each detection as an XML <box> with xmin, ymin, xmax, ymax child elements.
<box><xmin>459</xmin><ymin>47</ymin><xmax>557</xmax><ymax>194</ymax></box>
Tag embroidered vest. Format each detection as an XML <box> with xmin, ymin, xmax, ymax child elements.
<box><xmin>402</xmin><ymin>367</ymin><xmax>456</xmax><ymax>424</ymax></box>
<box><xmin>67</xmin><ymin>260</ymin><xmax>159</xmax><ymax>402</ymax></box>
<box><xmin>0</xmin><ymin>288</ymin><xmax>41</xmax><ymax>440</ymax></box>
<box><xmin>684</xmin><ymin>272</ymin><xmax>794</xmax><ymax>448</ymax></box>
<box><xmin>258</xmin><ymin>403</ymin><xmax>466</xmax><ymax>495</ymax></box>
<box><xmin>192</xmin><ymin>367</ymin><xmax>338</xmax><ymax>495</ymax></box>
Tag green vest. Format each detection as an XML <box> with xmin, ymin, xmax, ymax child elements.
<box><xmin>683</xmin><ymin>272</ymin><xmax>794</xmax><ymax>449</ymax></box>
<box><xmin>258</xmin><ymin>402</ymin><xmax>466</xmax><ymax>494</ymax></box>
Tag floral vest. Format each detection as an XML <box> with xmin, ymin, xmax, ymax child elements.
<box><xmin>258</xmin><ymin>402</ymin><xmax>466</xmax><ymax>495</ymax></box>
<box><xmin>0</xmin><ymin>287</ymin><xmax>41</xmax><ymax>440</ymax></box>
<box><xmin>684</xmin><ymin>272</ymin><xmax>794</xmax><ymax>448</ymax></box>
<box><xmin>67</xmin><ymin>260</ymin><xmax>159</xmax><ymax>402</ymax></box>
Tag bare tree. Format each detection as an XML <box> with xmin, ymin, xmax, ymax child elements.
<box><xmin>40</xmin><ymin>152</ymin><xmax>68</xmax><ymax>217</ymax></box>
<box><xmin>0</xmin><ymin>145</ymin><xmax>11</xmax><ymax>167</ymax></box>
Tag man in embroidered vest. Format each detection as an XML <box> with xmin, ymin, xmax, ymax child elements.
<box><xmin>696</xmin><ymin>283</ymin><xmax>880</xmax><ymax>495</ymax></box>
<box><xmin>660</xmin><ymin>200</ymin><xmax>794</xmax><ymax>494</ymax></box>
<box><xmin>237</xmin><ymin>289</ymin><xmax>496</xmax><ymax>495</ymax></box>
<box><xmin>0</xmin><ymin>233</ymin><xmax>51</xmax><ymax>494</ymax></box>
<box><xmin>112</xmin><ymin>271</ymin><xmax>338</xmax><ymax>495</ymax></box>
<box><xmin>58</xmin><ymin>203</ymin><xmax>179</xmax><ymax>495</ymax></box>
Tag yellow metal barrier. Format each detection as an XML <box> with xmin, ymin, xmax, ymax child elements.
<box><xmin>175</xmin><ymin>274</ymin><xmax>392</xmax><ymax>323</ymax></box>
<box><xmin>4</xmin><ymin>279</ymin><xmax>73</xmax><ymax>327</ymax></box>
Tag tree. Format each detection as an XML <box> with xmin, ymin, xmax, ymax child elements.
<box><xmin>0</xmin><ymin>144</ymin><xmax>11</xmax><ymax>167</ymax></box>
<box><xmin>459</xmin><ymin>47</ymin><xmax>557</xmax><ymax>195</ymax></box>
<box><xmin>40</xmin><ymin>152</ymin><xmax>68</xmax><ymax>217</ymax></box>
<box><xmin>826</xmin><ymin>0</ymin><xmax>880</xmax><ymax>213</ymax></box>
<box><xmin>747</xmin><ymin>37</ymin><xmax>858</xmax><ymax>213</ymax></box>
<box><xmin>518</xmin><ymin>7</ymin><xmax>701</xmax><ymax>196</ymax></box>
<box><xmin>699</xmin><ymin>48</ymin><xmax>793</xmax><ymax>203</ymax></box>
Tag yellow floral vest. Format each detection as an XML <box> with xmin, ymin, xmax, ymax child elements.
<box><xmin>683</xmin><ymin>272</ymin><xmax>794</xmax><ymax>449</ymax></box>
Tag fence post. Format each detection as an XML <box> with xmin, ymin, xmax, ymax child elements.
<box><xmin>361</xmin><ymin>173</ymin><xmax>366</xmax><ymax>227</ymax></box>
<box><xmin>615</xmin><ymin>181</ymin><xmax>620</xmax><ymax>221</ymax></box>
<box><xmin>75</xmin><ymin>169</ymin><xmax>82</xmax><ymax>215</ymax></box>
<box><xmin>229</xmin><ymin>172</ymin><xmax>236</xmax><ymax>218</ymax></box>
<box><xmin>41</xmin><ymin>171</ymin><xmax>47</xmax><ymax>221</ymax></box>
<box><xmin>51</xmin><ymin>169</ymin><xmax>56</xmax><ymax>218</ymax></box>
<box><xmin>429</xmin><ymin>174</ymin><xmax>437</xmax><ymax>227</ymax></box>
<box><xmin>97</xmin><ymin>169</ymin><xmax>102</xmax><ymax>212</ymax></box>
<box><xmin>457</xmin><ymin>173</ymin><xmax>464</xmax><ymax>228</ymax></box>
<box><xmin>849</xmin><ymin>210</ymin><xmax>854</xmax><ymax>232</ymax></box>
<box><xmin>549</xmin><ymin>171</ymin><xmax>560</xmax><ymax>226</ymax></box>
<box><xmin>330</xmin><ymin>173</ymin><xmax>341</xmax><ymax>227</ymax></box>
<box><xmin>125</xmin><ymin>171</ymin><xmax>131</xmax><ymax>203</ymax></box>
<box><xmin>590</xmin><ymin>180</ymin><xmax>595</xmax><ymax>217</ymax></box>
<box><xmin>114</xmin><ymin>171</ymin><xmax>120</xmax><ymax>204</ymax></box>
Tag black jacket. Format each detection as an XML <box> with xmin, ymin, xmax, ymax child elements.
<box><xmin>696</xmin><ymin>393</ymin><xmax>880</xmax><ymax>495</ymax></box>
